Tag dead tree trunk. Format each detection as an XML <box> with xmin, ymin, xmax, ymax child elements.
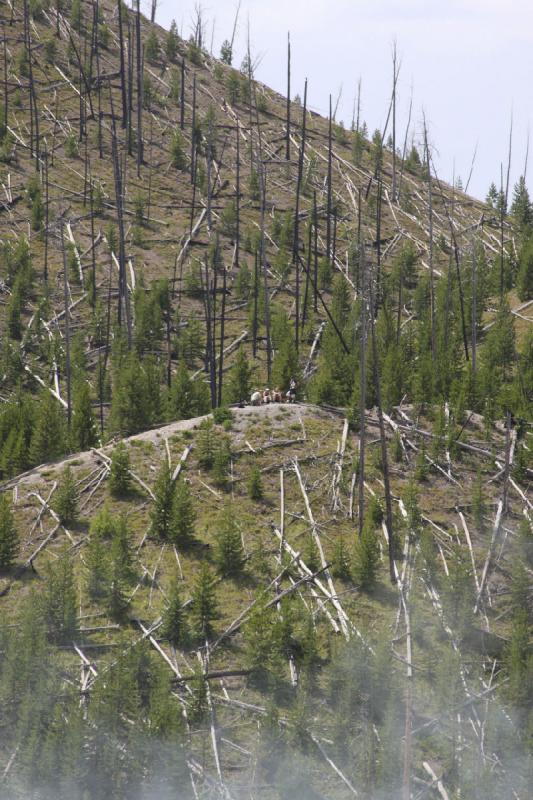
<box><xmin>313</xmin><ymin>190</ymin><xmax>318</xmax><ymax>312</ymax></box>
<box><xmin>471</xmin><ymin>235</ymin><xmax>477</xmax><ymax>378</ymax></box>
<box><xmin>44</xmin><ymin>145</ymin><xmax>49</xmax><ymax>285</ymax></box>
<box><xmin>117</xmin><ymin>0</ymin><xmax>128</xmax><ymax>128</ymax></box>
<box><xmin>89</xmin><ymin>170</ymin><xmax>96</xmax><ymax>306</ymax></box>
<box><xmin>326</xmin><ymin>94</ymin><xmax>333</xmax><ymax>262</ymax></box>
<box><xmin>369</xmin><ymin>265</ymin><xmax>396</xmax><ymax>582</ymax></box>
<box><xmin>217</xmin><ymin>241</ymin><xmax>227</xmax><ymax>407</ymax></box>
<box><xmin>60</xmin><ymin>222</ymin><xmax>72</xmax><ymax>428</ymax></box>
<box><xmin>235</xmin><ymin>125</ymin><xmax>241</xmax><ymax>269</ymax></box>
<box><xmin>190</xmin><ymin>73</ymin><xmax>196</xmax><ymax>185</ymax></box>
<box><xmin>358</xmin><ymin>245</ymin><xmax>367</xmax><ymax>538</ymax></box>
<box><xmin>285</xmin><ymin>32</ymin><xmax>291</xmax><ymax>160</ymax></box>
<box><xmin>293</xmin><ymin>78</ymin><xmax>308</xmax><ymax>352</ymax></box>
<box><xmin>109</xmin><ymin>86</ymin><xmax>131</xmax><ymax>347</ymax></box>
<box><xmin>259</xmin><ymin>162</ymin><xmax>272</xmax><ymax>383</ymax></box>
<box><xmin>391</xmin><ymin>41</ymin><xmax>398</xmax><ymax>201</ymax></box>
<box><xmin>397</xmin><ymin>90</ymin><xmax>413</xmax><ymax>202</ymax></box>
<box><xmin>180</xmin><ymin>57</ymin><xmax>185</xmax><ymax>130</ymax></box>
<box><xmin>423</xmin><ymin>118</ymin><xmax>436</xmax><ymax>358</ymax></box>
<box><xmin>2</xmin><ymin>24</ymin><xmax>8</xmax><ymax>132</ymax></box>
<box><xmin>135</xmin><ymin>0</ymin><xmax>143</xmax><ymax>174</ymax></box>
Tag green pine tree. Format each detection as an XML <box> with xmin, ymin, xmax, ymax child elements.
<box><xmin>353</xmin><ymin>519</ymin><xmax>380</xmax><ymax>590</ymax></box>
<box><xmin>191</xmin><ymin>563</ymin><xmax>218</xmax><ymax>640</ymax></box>
<box><xmin>247</xmin><ymin>464</ymin><xmax>263</xmax><ymax>501</ymax></box>
<box><xmin>226</xmin><ymin>346</ymin><xmax>252</xmax><ymax>404</ymax></box>
<box><xmin>53</xmin><ymin>466</ymin><xmax>79</xmax><ymax>525</ymax></box>
<box><xmin>71</xmin><ymin>380</ymin><xmax>98</xmax><ymax>451</ymax></box>
<box><xmin>29</xmin><ymin>390</ymin><xmax>66</xmax><ymax>465</ymax></box>
<box><xmin>0</xmin><ymin>494</ymin><xmax>18</xmax><ymax>570</ymax></box>
<box><xmin>160</xmin><ymin>575</ymin><xmax>188</xmax><ymax>645</ymax></box>
<box><xmin>150</xmin><ymin>463</ymin><xmax>175</xmax><ymax>539</ymax></box>
<box><xmin>171</xmin><ymin>479</ymin><xmax>196</xmax><ymax>548</ymax></box>
<box><xmin>109</xmin><ymin>441</ymin><xmax>132</xmax><ymax>497</ymax></box>
<box><xmin>214</xmin><ymin>505</ymin><xmax>245</xmax><ymax>576</ymax></box>
<box><xmin>42</xmin><ymin>553</ymin><xmax>78</xmax><ymax>643</ymax></box>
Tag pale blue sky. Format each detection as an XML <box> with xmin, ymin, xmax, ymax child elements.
<box><xmin>147</xmin><ymin>0</ymin><xmax>532</xmax><ymax>201</ymax></box>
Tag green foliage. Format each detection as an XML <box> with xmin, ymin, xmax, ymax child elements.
<box><xmin>510</xmin><ymin>176</ymin><xmax>532</xmax><ymax>232</ymax></box>
<box><xmin>170</xmin><ymin>128</ymin><xmax>186</xmax><ymax>170</ymax></box>
<box><xmin>64</xmin><ymin>132</ymin><xmax>79</xmax><ymax>158</ymax></box>
<box><xmin>160</xmin><ymin>575</ymin><xmax>188</xmax><ymax>645</ymax></box>
<box><xmin>243</xmin><ymin>595</ymin><xmax>284</xmax><ymax>689</ymax></box>
<box><xmin>214</xmin><ymin>504</ymin><xmax>245</xmax><ymax>576</ymax></box>
<box><xmin>150</xmin><ymin>463</ymin><xmax>175</xmax><ymax>540</ymax></box>
<box><xmin>42</xmin><ymin>553</ymin><xmax>78</xmax><ymax>644</ymax></box>
<box><xmin>110</xmin><ymin>352</ymin><xmax>161</xmax><ymax>436</ymax></box>
<box><xmin>212</xmin><ymin>436</ymin><xmax>231</xmax><ymax>489</ymax></box>
<box><xmin>145</xmin><ymin>30</ymin><xmax>160</xmax><ymax>62</ymax></box>
<box><xmin>226</xmin><ymin>346</ymin><xmax>252</xmax><ymax>404</ymax></box>
<box><xmin>220</xmin><ymin>39</ymin><xmax>233</xmax><ymax>65</ymax></box>
<box><xmin>70</xmin><ymin>0</ymin><xmax>82</xmax><ymax>32</ymax></box>
<box><xmin>0</xmin><ymin>494</ymin><xmax>18</xmax><ymax>570</ymax></box>
<box><xmin>43</xmin><ymin>35</ymin><xmax>57</xmax><ymax>64</ymax></box>
<box><xmin>247</xmin><ymin>464</ymin><xmax>263</xmax><ymax>501</ymax></box>
<box><xmin>196</xmin><ymin>419</ymin><xmax>217</xmax><ymax>469</ymax></box>
<box><xmin>517</xmin><ymin>234</ymin><xmax>533</xmax><ymax>300</ymax></box>
<box><xmin>53</xmin><ymin>466</ymin><xmax>79</xmax><ymax>525</ymax></box>
<box><xmin>353</xmin><ymin>520</ymin><xmax>380</xmax><ymax>589</ymax></box>
<box><xmin>404</xmin><ymin>145</ymin><xmax>421</xmax><ymax>173</ymax></box>
<box><xmin>441</xmin><ymin>545</ymin><xmax>474</xmax><ymax>643</ymax></box>
<box><xmin>109</xmin><ymin>441</ymin><xmax>132</xmax><ymax>497</ymax></box>
<box><xmin>168</xmin><ymin>360</ymin><xmax>210</xmax><ymax>420</ymax></box>
<box><xmin>471</xmin><ymin>469</ymin><xmax>486</xmax><ymax>533</ymax></box>
<box><xmin>332</xmin><ymin>535</ymin><xmax>351</xmax><ymax>580</ymax></box>
<box><xmin>248</xmin><ymin>168</ymin><xmax>260</xmax><ymax>201</ymax></box>
<box><xmin>165</xmin><ymin>20</ymin><xmax>180</xmax><ymax>61</ymax></box>
<box><xmin>190</xmin><ymin>562</ymin><xmax>218</xmax><ymax>639</ymax></box>
<box><xmin>172</xmin><ymin>479</ymin><xmax>196</xmax><ymax>547</ymax></box>
<box><xmin>226</xmin><ymin>70</ymin><xmax>241</xmax><ymax>104</ymax></box>
<box><xmin>220</xmin><ymin>199</ymin><xmax>237</xmax><ymax>237</ymax></box>
<box><xmin>71</xmin><ymin>381</ymin><xmax>97</xmax><ymax>451</ymax></box>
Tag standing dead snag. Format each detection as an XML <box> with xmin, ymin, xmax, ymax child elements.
<box><xmin>326</xmin><ymin>94</ymin><xmax>333</xmax><ymax>263</ymax></box>
<box><xmin>109</xmin><ymin>86</ymin><xmax>132</xmax><ymax>347</ymax></box>
<box><xmin>423</xmin><ymin>116</ymin><xmax>436</xmax><ymax>358</ymax></box>
<box><xmin>293</xmin><ymin>78</ymin><xmax>308</xmax><ymax>352</ymax></box>
<box><xmin>60</xmin><ymin>222</ymin><xmax>72</xmax><ymax>429</ymax></box>
<box><xmin>368</xmin><ymin>262</ymin><xmax>396</xmax><ymax>583</ymax></box>
<box><xmin>285</xmin><ymin>32</ymin><xmax>291</xmax><ymax>161</ymax></box>
<box><xmin>135</xmin><ymin>0</ymin><xmax>143</xmax><ymax>174</ymax></box>
<box><xmin>358</xmin><ymin>245</ymin><xmax>367</xmax><ymax>538</ymax></box>
<box><xmin>117</xmin><ymin>0</ymin><xmax>128</xmax><ymax>128</ymax></box>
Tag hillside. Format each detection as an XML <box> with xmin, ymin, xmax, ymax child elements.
<box><xmin>0</xmin><ymin>0</ymin><xmax>533</xmax><ymax>798</ymax></box>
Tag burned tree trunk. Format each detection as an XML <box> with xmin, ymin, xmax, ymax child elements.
<box><xmin>135</xmin><ymin>0</ymin><xmax>143</xmax><ymax>174</ymax></box>
<box><xmin>117</xmin><ymin>0</ymin><xmax>128</xmax><ymax>128</ymax></box>
<box><xmin>60</xmin><ymin>222</ymin><xmax>72</xmax><ymax>428</ymax></box>
<box><xmin>423</xmin><ymin>119</ymin><xmax>436</xmax><ymax>358</ymax></box>
<box><xmin>217</xmin><ymin>241</ymin><xmax>227</xmax><ymax>408</ymax></box>
<box><xmin>2</xmin><ymin>24</ymin><xmax>8</xmax><ymax>131</ymax></box>
<box><xmin>358</xmin><ymin>245</ymin><xmax>367</xmax><ymax>538</ymax></box>
<box><xmin>235</xmin><ymin>125</ymin><xmax>241</xmax><ymax>269</ymax></box>
<box><xmin>313</xmin><ymin>190</ymin><xmax>318</xmax><ymax>312</ymax></box>
<box><xmin>109</xmin><ymin>86</ymin><xmax>131</xmax><ymax>347</ymax></box>
<box><xmin>285</xmin><ymin>32</ymin><xmax>291</xmax><ymax>160</ymax></box>
<box><xmin>180</xmin><ymin>57</ymin><xmax>185</xmax><ymax>130</ymax></box>
<box><xmin>369</xmin><ymin>265</ymin><xmax>396</xmax><ymax>583</ymax></box>
<box><xmin>326</xmin><ymin>94</ymin><xmax>333</xmax><ymax>262</ymax></box>
<box><xmin>293</xmin><ymin>78</ymin><xmax>308</xmax><ymax>352</ymax></box>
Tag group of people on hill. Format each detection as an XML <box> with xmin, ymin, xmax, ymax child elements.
<box><xmin>250</xmin><ymin>378</ymin><xmax>297</xmax><ymax>406</ymax></box>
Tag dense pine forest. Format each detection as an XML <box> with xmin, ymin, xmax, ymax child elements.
<box><xmin>0</xmin><ymin>0</ymin><xmax>532</xmax><ymax>798</ymax></box>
